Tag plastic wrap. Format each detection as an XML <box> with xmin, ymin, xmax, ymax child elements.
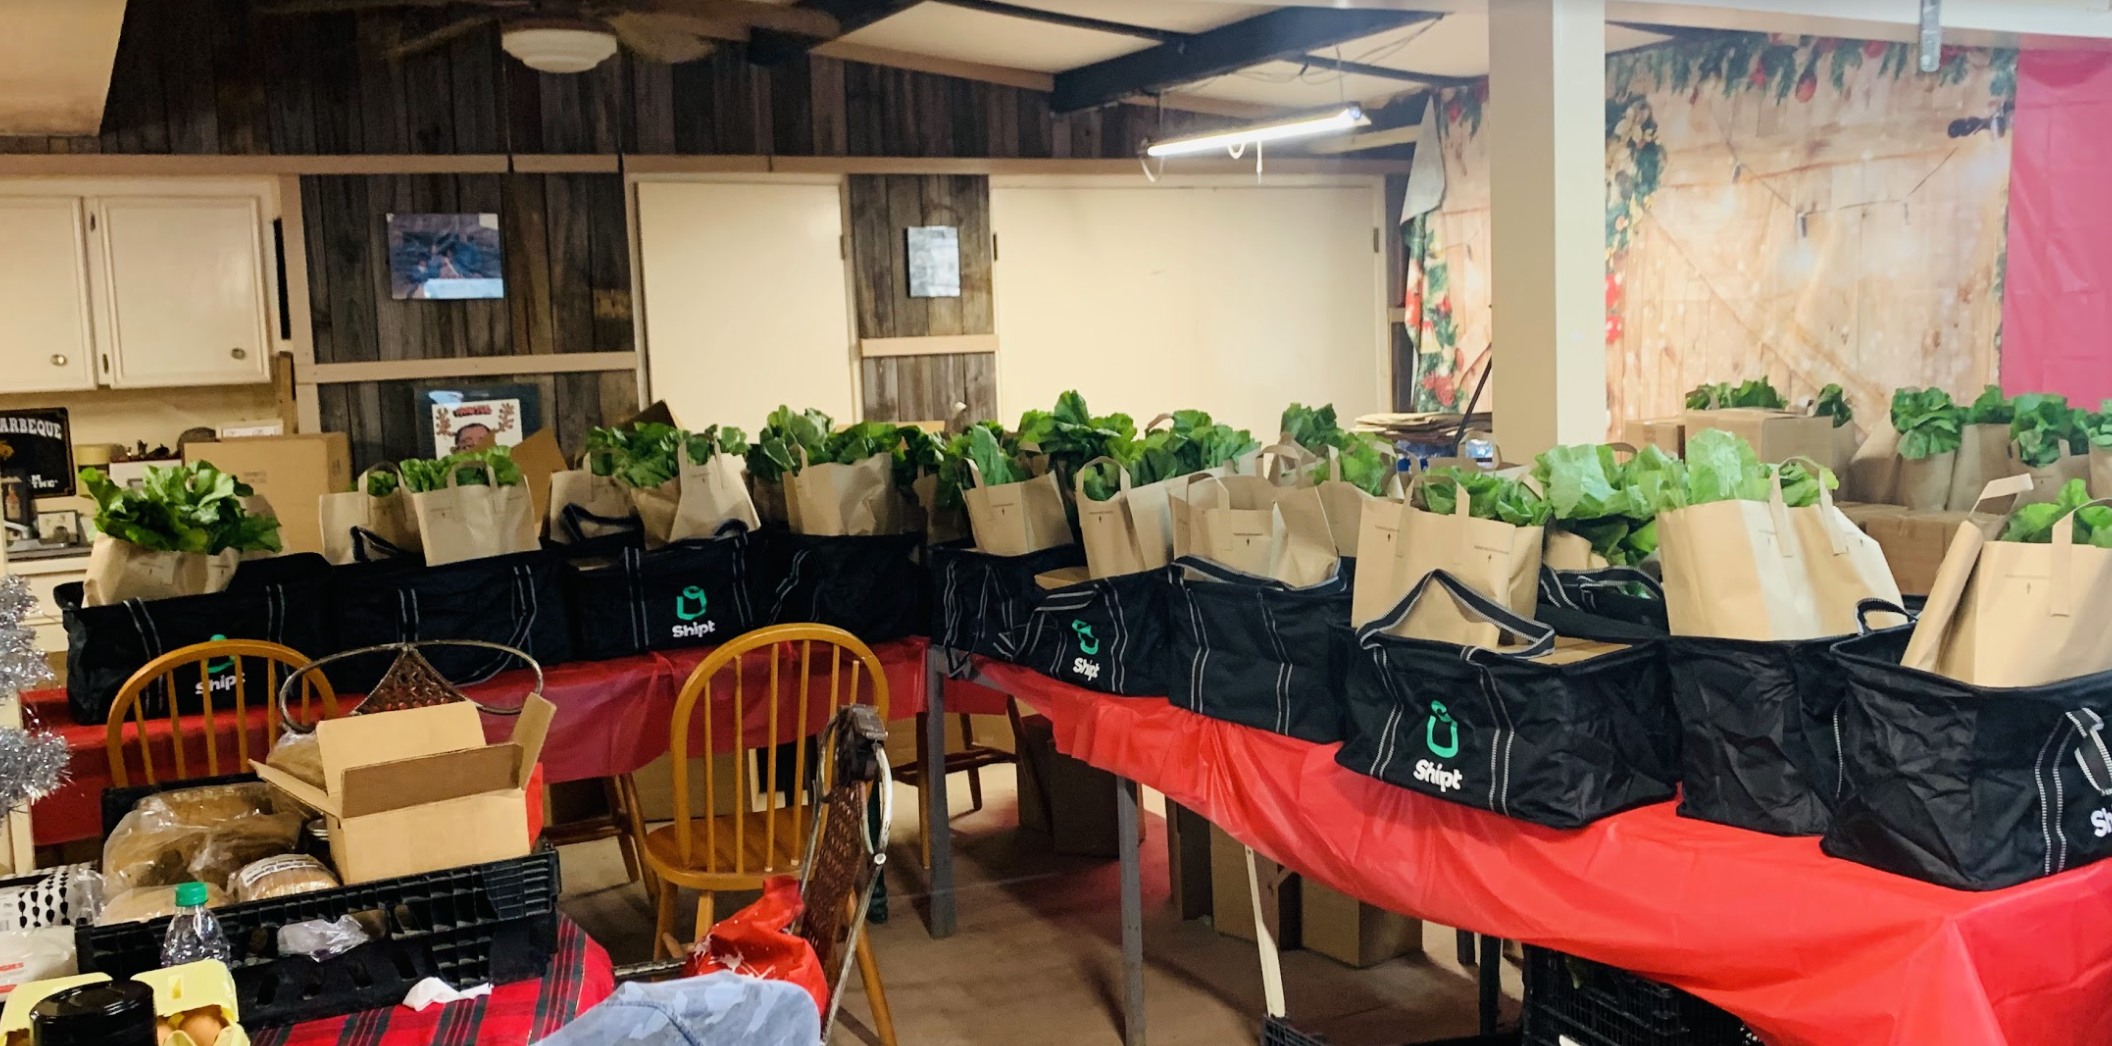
<box><xmin>275</xmin><ymin>915</ymin><xmax>371</xmax><ymax>962</ymax></box>
<box><xmin>96</xmin><ymin>884</ymin><xmax>230</xmax><ymax>927</ymax></box>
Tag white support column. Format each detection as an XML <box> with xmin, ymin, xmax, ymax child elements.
<box><xmin>1488</xmin><ymin>0</ymin><xmax>1607</xmax><ymax>454</ymax></box>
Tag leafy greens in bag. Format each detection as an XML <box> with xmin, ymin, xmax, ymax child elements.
<box><xmin>1666</xmin><ymin>429</ymin><xmax>1835</xmax><ymax>509</ymax></box>
<box><xmin>1965</xmin><ymin>384</ymin><xmax>2013</xmax><ymax>425</ymax></box>
<box><xmin>1412</xmin><ymin>467</ymin><xmax>1550</xmax><ymax>527</ymax></box>
<box><xmin>1685</xmin><ymin>378</ymin><xmax>1787</xmax><ymax>410</ymax></box>
<box><xmin>2011</xmin><ymin>393</ymin><xmax>2082</xmax><ymax>468</ymax></box>
<box><xmin>1078</xmin><ymin>410</ymin><xmax>1258</xmax><ymax>502</ymax></box>
<box><xmin>1017</xmin><ymin>391</ymin><xmax>1136</xmax><ymax>494</ymax></box>
<box><xmin>1530</xmin><ymin>444</ymin><xmax>1683</xmax><ymax>565</ymax></box>
<box><xmin>585</xmin><ymin>422</ymin><xmax>751</xmax><ymax>488</ymax></box>
<box><xmin>936</xmin><ymin>422</ymin><xmax>1028</xmax><ymax>510</ymax></box>
<box><xmin>1280</xmin><ymin>402</ymin><xmax>1393</xmax><ymax>495</ymax></box>
<box><xmin>823</xmin><ymin>421</ymin><xmax>938</xmax><ymax>493</ymax></box>
<box><xmin>1890</xmin><ymin>387</ymin><xmax>1965</xmax><ymax>460</ymax></box>
<box><xmin>365</xmin><ymin>471</ymin><xmax>399</xmax><ymax>497</ymax></box>
<box><xmin>2084</xmin><ymin>402</ymin><xmax>2112</xmax><ymax>449</ymax></box>
<box><xmin>398</xmin><ymin>446</ymin><xmax>523</xmax><ymax>493</ymax></box>
<box><xmin>746</xmin><ymin>406</ymin><xmax>833</xmax><ymax>483</ymax></box>
<box><xmin>1999</xmin><ymin>479</ymin><xmax>2112</xmax><ymax>546</ymax></box>
<box><xmin>1813</xmin><ymin>383</ymin><xmax>1853</xmax><ymax>427</ymax></box>
<box><xmin>82</xmin><ymin>462</ymin><xmax>283</xmax><ymax>555</ymax></box>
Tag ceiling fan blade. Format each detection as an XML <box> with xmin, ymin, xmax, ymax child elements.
<box><xmin>607</xmin><ymin>13</ymin><xmax>722</xmax><ymax>63</ymax></box>
<box><xmin>256</xmin><ymin>0</ymin><xmax>511</xmax><ymax>14</ymax></box>
<box><xmin>628</xmin><ymin>0</ymin><xmax>839</xmax><ymax>38</ymax></box>
<box><xmin>392</xmin><ymin>13</ymin><xmax>505</xmax><ymax>60</ymax></box>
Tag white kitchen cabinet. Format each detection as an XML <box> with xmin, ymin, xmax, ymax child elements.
<box><xmin>0</xmin><ymin>197</ymin><xmax>98</xmax><ymax>393</ymax></box>
<box><xmin>93</xmin><ymin>195</ymin><xmax>273</xmax><ymax>388</ymax></box>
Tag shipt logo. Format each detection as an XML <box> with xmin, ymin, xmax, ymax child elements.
<box><xmin>671</xmin><ymin>586</ymin><xmax>717</xmax><ymax>639</ymax></box>
<box><xmin>1413</xmin><ymin>701</ymin><xmax>1464</xmax><ymax>793</ymax></box>
<box><xmin>1069</xmin><ymin>619</ymin><xmax>1102</xmax><ymax>682</ymax></box>
<box><xmin>194</xmin><ymin>635</ymin><xmax>238</xmax><ymax>696</ymax></box>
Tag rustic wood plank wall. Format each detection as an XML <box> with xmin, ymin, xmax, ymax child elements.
<box><xmin>318</xmin><ymin>371</ymin><xmax>639</xmax><ymax>474</ymax></box>
<box><xmin>17</xmin><ymin>0</ymin><xmax>1236</xmax><ymax>160</ymax></box>
<box><xmin>847</xmin><ymin>174</ymin><xmax>998</xmax><ymax>423</ymax></box>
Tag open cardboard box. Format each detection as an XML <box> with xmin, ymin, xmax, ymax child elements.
<box><xmin>252</xmin><ymin>697</ymin><xmax>554</xmax><ymax>884</ymax></box>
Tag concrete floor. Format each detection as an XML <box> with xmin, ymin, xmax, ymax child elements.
<box><xmin>557</xmin><ymin>765</ymin><xmax>1520</xmax><ymax>1046</ymax></box>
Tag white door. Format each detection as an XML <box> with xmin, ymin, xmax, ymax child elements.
<box><xmin>992</xmin><ymin>181</ymin><xmax>1387</xmax><ymax>437</ymax></box>
<box><xmin>95</xmin><ymin>195</ymin><xmax>272</xmax><ymax>388</ymax></box>
<box><xmin>636</xmin><ymin>181</ymin><xmax>856</xmax><ymax>429</ymax></box>
<box><xmin>0</xmin><ymin>197</ymin><xmax>97</xmax><ymax>393</ymax></box>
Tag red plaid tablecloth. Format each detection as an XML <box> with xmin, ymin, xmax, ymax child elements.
<box><xmin>251</xmin><ymin>917</ymin><xmax>614</xmax><ymax>1046</ymax></box>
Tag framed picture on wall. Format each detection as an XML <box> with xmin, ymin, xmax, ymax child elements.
<box><xmin>0</xmin><ymin>408</ymin><xmax>75</xmax><ymax>498</ymax></box>
<box><xmin>413</xmin><ymin>383</ymin><xmax>543</xmax><ymax>458</ymax></box>
<box><xmin>387</xmin><ymin>213</ymin><xmax>504</xmax><ymax>300</ymax></box>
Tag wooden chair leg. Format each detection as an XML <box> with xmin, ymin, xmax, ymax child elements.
<box><xmin>855</xmin><ymin>927</ymin><xmax>900</xmax><ymax>1046</ymax></box>
<box><xmin>602</xmin><ymin>777</ymin><xmax>642</xmax><ymax>886</ymax></box>
<box><xmin>697</xmin><ymin>891</ymin><xmax>719</xmax><ymax>943</ymax></box>
<box><xmin>654</xmin><ymin>882</ymin><xmax>677</xmax><ymax>961</ymax></box>
<box><xmin>617</xmin><ymin>774</ymin><xmax>659</xmax><ymax>903</ymax></box>
<box><xmin>960</xmin><ymin>714</ymin><xmax>985</xmax><ymax>813</ymax></box>
<box><xmin>915</xmin><ymin>713</ymin><xmax>934</xmax><ymax>870</ymax></box>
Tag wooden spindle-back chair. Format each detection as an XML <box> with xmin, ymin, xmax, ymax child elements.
<box><xmin>104</xmin><ymin>639</ymin><xmax>338</xmax><ymax>788</ymax></box>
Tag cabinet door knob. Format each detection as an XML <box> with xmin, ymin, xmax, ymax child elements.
<box><xmin>230</xmin><ymin>347</ymin><xmax>247</xmax><ymax>360</ymax></box>
<box><xmin>49</xmin><ymin>354</ymin><xmax>66</xmax><ymax>367</ymax></box>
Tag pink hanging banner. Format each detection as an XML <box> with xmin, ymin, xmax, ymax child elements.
<box><xmin>2002</xmin><ymin>50</ymin><xmax>2112</xmax><ymax>405</ymax></box>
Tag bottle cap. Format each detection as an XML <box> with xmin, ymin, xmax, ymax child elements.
<box><xmin>173</xmin><ymin>882</ymin><xmax>208</xmax><ymax>907</ymax></box>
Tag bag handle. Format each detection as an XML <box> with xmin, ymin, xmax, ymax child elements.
<box><xmin>1854</xmin><ymin>598</ymin><xmax>1914</xmax><ymax>635</ymax></box>
<box><xmin>1763</xmin><ymin>461</ymin><xmax>1800</xmax><ymax>559</ymax></box>
<box><xmin>1897</xmin><ymin>473</ymin><xmax>2038</xmax><ymax>672</ymax></box>
<box><xmin>1539</xmin><ymin>565</ymin><xmax>1665</xmax><ymax>609</ymax></box>
<box><xmin>1359</xmin><ymin>569</ymin><xmax>1556</xmax><ymax>659</ymax></box>
<box><xmin>1144</xmin><ymin>413</ymin><xmax>1175</xmax><ymax>433</ymax></box>
<box><xmin>1074</xmin><ymin>454</ymin><xmax>1133</xmax><ymax>501</ymax></box>
<box><xmin>2069</xmin><ymin>709</ymin><xmax>2112</xmax><ymax>797</ymax></box>
<box><xmin>356</xmin><ymin>463</ymin><xmax>403</xmax><ymax>494</ymax></box>
<box><xmin>1172</xmin><ymin>553</ymin><xmax>1349</xmax><ymax>593</ymax></box>
<box><xmin>560</xmin><ymin>502</ymin><xmax>643</xmax><ymax>544</ymax></box>
<box><xmin>2049</xmin><ymin>494</ymin><xmax>2112</xmax><ymax>619</ymax></box>
<box><xmin>1255</xmin><ymin>443</ymin><xmax>1313</xmax><ymax>485</ymax></box>
<box><xmin>351</xmin><ymin>527</ymin><xmax>412</xmax><ymax>563</ymax></box>
<box><xmin>444</xmin><ymin>459</ymin><xmax>506</xmax><ymax>489</ymax></box>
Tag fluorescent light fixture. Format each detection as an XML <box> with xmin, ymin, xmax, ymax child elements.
<box><xmin>1143</xmin><ymin>105</ymin><xmax>1370</xmax><ymax>158</ymax></box>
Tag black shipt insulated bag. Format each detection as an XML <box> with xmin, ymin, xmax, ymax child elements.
<box><xmin>1665</xmin><ymin>630</ymin><xmax>1853</xmax><ymax>837</ymax></box>
<box><xmin>1538</xmin><ymin>565</ymin><xmax>1670</xmax><ymax>633</ymax></box>
<box><xmin>927</xmin><ymin>540</ymin><xmax>1086</xmax><ymax>661</ymax></box>
<box><xmin>1340</xmin><ymin>570</ymin><xmax>1679</xmax><ymax>828</ymax></box>
<box><xmin>1166</xmin><ymin>557</ymin><xmax>1352</xmax><ymax>744</ymax></box>
<box><xmin>755</xmin><ymin>529</ymin><xmax>925</xmax><ymax>644</ymax></box>
<box><xmin>998</xmin><ymin>567</ymin><xmax>1171</xmax><ymax>696</ymax></box>
<box><xmin>330</xmin><ymin>547</ymin><xmax>573</xmax><ymax>694</ymax></box>
<box><xmin>58</xmin><ymin>554</ymin><xmax>334</xmax><ymax>726</ymax></box>
<box><xmin>1826</xmin><ymin>623</ymin><xmax>2112</xmax><ymax>889</ymax></box>
<box><xmin>563</xmin><ymin>523</ymin><xmax>757</xmax><ymax>661</ymax></box>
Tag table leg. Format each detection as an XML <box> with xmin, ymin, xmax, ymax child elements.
<box><xmin>923</xmin><ymin>647</ymin><xmax>957</xmax><ymax>939</ymax></box>
<box><xmin>1479</xmin><ymin>933</ymin><xmax>1501</xmax><ymax>1034</ymax></box>
<box><xmin>1116</xmin><ymin>774</ymin><xmax>1147</xmax><ymax>1046</ymax></box>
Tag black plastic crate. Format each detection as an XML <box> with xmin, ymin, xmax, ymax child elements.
<box><xmin>1261</xmin><ymin>1016</ymin><xmax>1521</xmax><ymax>1046</ymax></box>
<box><xmin>1522</xmin><ymin>947</ymin><xmax>1754</xmax><ymax>1046</ymax></box>
<box><xmin>77</xmin><ymin>848</ymin><xmax>560</xmax><ymax>1027</ymax></box>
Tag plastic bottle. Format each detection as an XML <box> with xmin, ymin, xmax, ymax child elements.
<box><xmin>160</xmin><ymin>882</ymin><xmax>231</xmax><ymax>967</ymax></box>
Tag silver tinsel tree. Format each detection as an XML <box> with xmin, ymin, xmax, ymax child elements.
<box><xmin>0</xmin><ymin>575</ymin><xmax>68</xmax><ymax>813</ymax></box>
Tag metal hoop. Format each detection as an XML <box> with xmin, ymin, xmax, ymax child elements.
<box><xmin>277</xmin><ymin>639</ymin><xmax>545</xmax><ymax>734</ymax></box>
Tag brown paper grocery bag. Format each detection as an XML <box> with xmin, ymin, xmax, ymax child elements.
<box><xmin>1183</xmin><ymin>475</ymin><xmax>1338</xmax><ymax>586</ymax></box>
<box><xmin>1945</xmin><ymin>424</ymin><xmax>2012</xmax><ymax>511</ymax></box>
<box><xmin>1542</xmin><ymin>531</ymin><xmax>1610</xmax><ymax>571</ymax></box>
<box><xmin>2094</xmin><ymin>446</ymin><xmax>2112</xmax><ymax>499</ymax></box>
<box><xmin>1829</xmin><ymin>421</ymin><xmax>1864</xmax><ymax>476</ymax></box>
<box><xmin>1349</xmin><ymin>496</ymin><xmax>1406</xmax><ymax>627</ymax></box>
<box><xmin>913</xmin><ymin>473</ymin><xmax>968</xmax><ymax>546</ymax></box>
<box><xmin>409</xmin><ymin>462</ymin><xmax>539</xmax><ymax>566</ymax></box>
<box><xmin>1842</xmin><ymin>424</ymin><xmax>1901</xmax><ymax>504</ymax></box>
<box><xmin>1894</xmin><ymin>449</ymin><xmax>1956</xmax><ymax>510</ymax></box>
<box><xmin>1780</xmin><ymin>456</ymin><xmax>1905</xmax><ymax>635</ymax></box>
<box><xmin>1311</xmin><ymin>445</ymin><xmax>1399</xmax><ymax>556</ymax></box>
<box><xmin>669</xmin><ymin>442</ymin><xmax>761</xmax><ymax>543</ymax></box>
<box><xmin>83</xmin><ymin>537</ymin><xmax>240</xmax><ymax>606</ymax></box>
<box><xmin>1655</xmin><ymin>482</ymin><xmax>1819</xmax><ymax>640</ymax></box>
<box><xmin>2011</xmin><ymin>448</ymin><xmax>2091</xmax><ymax>507</ymax></box>
<box><xmin>1075</xmin><ymin>456</ymin><xmax>1149</xmax><ymax>578</ymax></box>
<box><xmin>319</xmin><ymin>465</ymin><xmax>421</xmax><ymax>563</ymax></box>
<box><xmin>1380</xmin><ymin>488</ymin><xmax>1543</xmax><ymax>645</ymax></box>
<box><xmin>785</xmin><ymin>451</ymin><xmax>916</xmax><ymax>537</ymax></box>
<box><xmin>1902</xmin><ymin>475</ymin><xmax>2112</xmax><ymax>686</ymax></box>
<box><xmin>548</xmin><ymin>462</ymin><xmax>634</xmax><ymax>544</ymax></box>
<box><xmin>962</xmin><ymin>460</ymin><xmax>1072</xmax><ymax>555</ymax></box>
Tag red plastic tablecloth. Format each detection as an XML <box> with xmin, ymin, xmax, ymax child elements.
<box><xmin>252</xmin><ymin>915</ymin><xmax>613</xmax><ymax>1046</ymax></box>
<box><xmin>977</xmin><ymin>660</ymin><xmax>2112</xmax><ymax>1046</ymax></box>
<box><xmin>29</xmin><ymin>637</ymin><xmax>934</xmax><ymax>847</ymax></box>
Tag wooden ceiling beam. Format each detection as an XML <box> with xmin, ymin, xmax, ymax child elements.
<box><xmin>1050</xmin><ymin>8</ymin><xmax>1436</xmax><ymax>113</ymax></box>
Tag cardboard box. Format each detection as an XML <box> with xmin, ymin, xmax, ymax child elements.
<box><xmin>184</xmin><ymin>433</ymin><xmax>351</xmax><ymax>557</ymax></box>
<box><xmin>1623</xmin><ymin>417</ymin><xmax>1686</xmax><ymax>457</ymax></box>
<box><xmin>253</xmin><ymin>696</ymin><xmax>553</xmax><ymax>884</ymax></box>
<box><xmin>1017</xmin><ymin>713</ymin><xmax>1120</xmax><ymax>858</ymax></box>
<box><xmin>1835</xmin><ymin>501</ymin><xmax>1910</xmax><ymax>530</ymax></box>
<box><xmin>1864</xmin><ymin>510</ymin><xmax>2002</xmax><ymax>596</ymax></box>
<box><xmin>508</xmin><ymin>428</ymin><xmax>568</xmax><ymax>529</ymax></box>
<box><xmin>1166</xmin><ymin>801</ymin><xmax>1213</xmax><ymax>922</ymax></box>
<box><xmin>1208</xmin><ymin>824</ymin><xmax>1299</xmax><ymax>947</ymax></box>
<box><xmin>1301</xmin><ymin>880</ymin><xmax>1421</xmax><ymax>969</ymax></box>
<box><xmin>1683</xmin><ymin>408</ymin><xmax>1834</xmax><ymax>466</ymax></box>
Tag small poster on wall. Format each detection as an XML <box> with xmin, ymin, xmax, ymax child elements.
<box><xmin>387</xmin><ymin>212</ymin><xmax>504</xmax><ymax>300</ymax></box>
<box><xmin>906</xmin><ymin>225</ymin><xmax>961</xmax><ymax>298</ymax></box>
<box><xmin>0</xmin><ymin>408</ymin><xmax>74</xmax><ymax>498</ymax></box>
<box><xmin>416</xmin><ymin>384</ymin><xmax>543</xmax><ymax>458</ymax></box>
